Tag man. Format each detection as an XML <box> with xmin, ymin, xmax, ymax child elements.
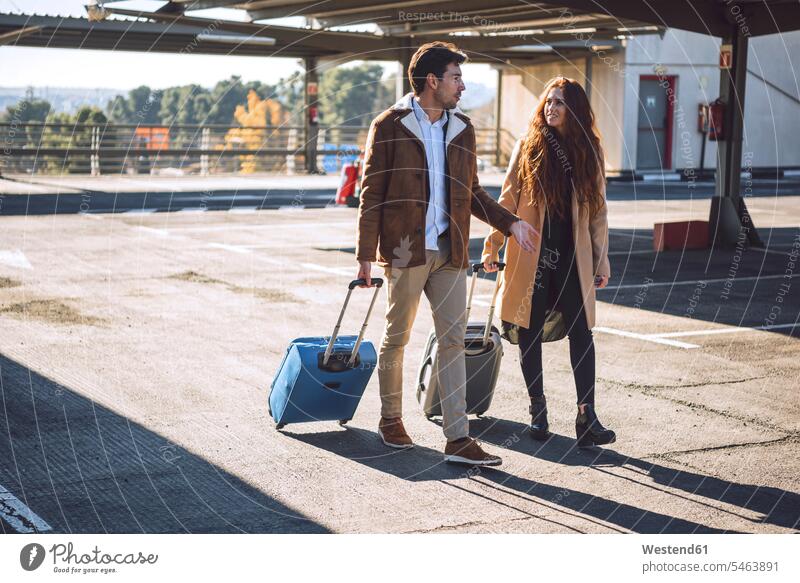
<box><xmin>356</xmin><ymin>42</ymin><xmax>537</xmax><ymax>466</ymax></box>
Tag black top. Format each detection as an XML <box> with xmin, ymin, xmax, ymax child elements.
<box><xmin>541</xmin><ymin>165</ymin><xmax>574</xmax><ymax>255</ymax></box>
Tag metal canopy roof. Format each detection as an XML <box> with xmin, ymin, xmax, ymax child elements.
<box><xmin>156</xmin><ymin>0</ymin><xmax>800</xmax><ymax>37</ymax></box>
<box><xmin>0</xmin><ymin>12</ymin><xmax>381</xmax><ymax>59</ymax></box>
<box><xmin>0</xmin><ymin>1</ymin><xmax>654</xmax><ymax>66</ymax></box>
<box><xmin>2</xmin><ymin>1</ymin><xmax>794</xmax><ymax>67</ymax></box>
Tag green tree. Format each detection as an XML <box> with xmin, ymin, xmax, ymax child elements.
<box><xmin>318</xmin><ymin>63</ymin><xmax>389</xmax><ymax>126</ymax></box>
<box><xmin>106</xmin><ymin>85</ymin><xmax>161</xmax><ymax>124</ymax></box>
<box><xmin>157</xmin><ymin>87</ymin><xmax>182</xmax><ymax>125</ymax></box>
<box><xmin>193</xmin><ymin>93</ymin><xmax>212</xmax><ymax>125</ymax></box>
<box><xmin>106</xmin><ymin>94</ymin><xmax>132</xmax><ymax>123</ymax></box>
<box><xmin>2</xmin><ymin>89</ymin><xmax>53</xmax><ymax>123</ymax></box>
<box><xmin>273</xmin><ymin>71</ymin><xmax>305</xmax><ymax>126</ymax></box>
<box><xmin>75</xmin><ymin>106</ymin><xmax>108</xmax><ymax>125</ymax></box>
<box><xmin>130</xmin><ymin>85</ymin><xmax>162</xmax><ymax>125</ymax></box>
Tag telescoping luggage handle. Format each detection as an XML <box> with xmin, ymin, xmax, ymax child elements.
<box><xmin>466</xmin><ymin>262</ymin><xmax>506</xmax><ymax>347</ymax></box>
<box><xmin>322</xmin><ymin>278</ymin><xmax>385</xmax><ymax>367</ymax></box>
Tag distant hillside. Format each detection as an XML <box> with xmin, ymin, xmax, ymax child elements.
<box><xmin>0</xmin><ymin>77</ymin><xmax>498</xmax><ymax>126</ymax></box>
<box><xmin>0</xmin><ymin>87</ymin><xmax>121</xmax><ymax>115</ymax></box>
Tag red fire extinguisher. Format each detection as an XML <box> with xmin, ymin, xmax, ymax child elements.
<box><xmin>708</xmin><ymin>98</ymin><xmax>725</xmax><ymax>141</ymax></box>
<box><xmin>308</xmin><ymin>105</ymin><xmax>319</xmax><ymax>125</ymax></box>
<box><xmin>336</xmin><ymin>158</ymin><xmax>360</xmax><ymax>205</ymax></box>
<box><xmin>348</xmin><ymin>156</ymin><xmax>363</xmax><ymax>207</ymax></box>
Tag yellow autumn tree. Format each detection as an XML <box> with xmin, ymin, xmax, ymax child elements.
<box><xmin>223</xmin><ymin>89</ymin><xmax>284</xmax><ymax>173</ymax></box>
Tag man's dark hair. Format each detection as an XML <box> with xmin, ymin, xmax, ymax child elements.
<box><xmin>407</xmin><ymin>42</ymin><xmax>467</xmax><ymax>96</ymax></box>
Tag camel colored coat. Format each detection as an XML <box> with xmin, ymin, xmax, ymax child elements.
<box><xmin>481</xmin><ymin>140</ymin><xmax>611</xmax><ymax>330</ymax></box>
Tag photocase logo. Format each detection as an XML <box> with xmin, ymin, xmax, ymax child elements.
<box><xmin>20</xmin><ymin>543</ymin><xmax>46</xmax><ymax>571</ymax></box>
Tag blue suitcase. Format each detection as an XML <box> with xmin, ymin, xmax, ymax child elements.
<box><xmin>268</xmin><ymin>278</ymin><xmax>383</xmax><ymax>429</ymax></box>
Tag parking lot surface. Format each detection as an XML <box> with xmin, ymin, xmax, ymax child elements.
<box><xmin>0</xmin><ymin>184</ymin><xmax>798</xmax><ymax>533</ymax></box>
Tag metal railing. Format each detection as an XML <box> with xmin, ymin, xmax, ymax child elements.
<box><xmin>0</xmin><ymin>121</ymin><xmax>506</xmax><ymax>176</ymax></box>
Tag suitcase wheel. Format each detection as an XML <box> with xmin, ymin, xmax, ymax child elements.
<box><xmin>425</xmin><ymin>414</ymin><xmax>436</xmax><ymax>421</ymax></box>
<box><xmin>338</xmin><ymin>419</ymin><xmax>351</xmax><ymax>426</ymax></box>
<box><xmin>275</xmin><ymin>423</ymin><xmax>286</xmax><ymax>430</ymax></box>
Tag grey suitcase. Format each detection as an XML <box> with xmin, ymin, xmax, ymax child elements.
<box><xmin>416</xmin><ymin>262</ymin><xmax>505</xmax><ymax>419</ymax></box>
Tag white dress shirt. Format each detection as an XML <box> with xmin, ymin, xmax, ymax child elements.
<box><xmin>412</xmin><ymin>97</ymin><xmax>450</xmax><ymax>250</ymax></box>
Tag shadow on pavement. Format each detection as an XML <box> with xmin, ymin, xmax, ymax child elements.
<box><xmin>331</xmin><ymin>227</ymin><xmax>799</xmax><ymax>338</ymax></box>
<box><xmin>287</xmin><ymin>425</ymin><xmax>728</xmax><ymax>533</ymax></box>
<box><xmin>595</xmin><ymin>227</ymin><xmax>800</xmax><ymax>339</ymax></box>
<box><xmin>462</xmin><ymin>227</ymin><xmax>800</xmax><ymax>339</ymax></box>
<box><xmin>470</xmin><ymin>416</ymin><xmax>800</xmax><ymax>532</ymax></box>
<box><xmin>0</xmin><ymin>353</ymin><xmax>328</xmax><ymax>533</ymax></box>
<box><xmin>0</xmin><ymin>185</ymin><xmax>336</xmax><ymax>215</ymax></box>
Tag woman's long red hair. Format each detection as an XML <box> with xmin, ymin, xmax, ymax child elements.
<box><xmin>517</xmin><ymin>76</ymin><xmax>605</xmax><ymax>218</ymax></box>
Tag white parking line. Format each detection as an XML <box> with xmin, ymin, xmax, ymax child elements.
<box><xmin>752</xmin><ymin>247</ymin><xmax>792</xmax><ymax>256</ymax></box>
<box><xmin>177</xmin><ymin>207</ymin><xmax>207</xmax><ymax>214</ymax></box>
<box><xmin>228</xmin><ymin>207</ymin><xmax>259</xmax><ymax>214</ymax></box>
<box><xmin>601</xmin><ymin>273</ymin><xmax>800</xmax><ymax>291</ymax></box>
<box><xmin>241</xmin><ymin>241</ymin><xmax>354</xmax><ymax>250</ymax></box>
<box><xmin>609</xmin><ymin>232</ymin><xmax>652</xmax><ymax>240</ymax></box>
<box><xmin>169</xmin><ymin>221</ymin><xmax>353</xmax><ymax>233</ymax></box>
<box><xmin>642</xmin><ymin>173</ymin><xmax>682</xmax><ymax>182</ymax></box>
<box><xmin>0</xmin><ymin>249</ymin><xmax>33</xmax><ymax>270</ymax></box>
<box><xmin>203</xmin><ymin>245</ymin><xmax>352</xmax><ymax>276</ymax></box>
<box><xmin>607</xmin><ymin>249</ymin><xmax>658</xmax><ymax>255</ymax></box>
<box><xmin>654</xmin><ymin>322</ymin><xmax>797</xmax><ymax>338</ymax></box>
<box><xmin>0</xmin><ymin>484</ymin><xmax>52</xmax><ymax>533</ymax></box>
<box><xmin>594</xmin><ymin>327</ymin><xmax>700</xmax><ymax>349</ymax></box>
<box><xmin>299</xmin><ymin>262</ymin><xmax>353</xmax><ymax>276</ymax></box>
<box><xmin>115</xmin><ymin>177</ymin><xmax>184</xmax><ymax>190</ymax></box>
<box><xmin>134</xmin><ymin>226</ymin><xmax>172</xmax><ymax>238</ymax></box>
<box><xmin>206</xmin><ymin>243</ymin><xmax>252</xmax><ymax>254</ymax></box>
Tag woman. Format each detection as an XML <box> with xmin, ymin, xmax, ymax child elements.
<box><xmin>482</xmin><ymin>76</ymin><xmax>616</xmax><ymax>448</ymax></box>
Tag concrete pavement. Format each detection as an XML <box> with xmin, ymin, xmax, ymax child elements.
<box><xmin>0</xmin><ymin>192</ymin><xmax>798</xmax><ymax>533</ymax></box>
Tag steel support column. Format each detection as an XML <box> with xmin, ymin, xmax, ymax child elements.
<box><xmin>399</xmin><ymin>46</ymin><xmax>413</xmax><ymax>97</ymax></box>
<box><xmin>304</xmin><ymin>56</ymin><xmax>320</xmax><ymax>174</ymax></box>
<box><xmin>709</xmin><ymin>27</ymin><xmax>761</xmax><ymax>247</ymax></box>
<box><xmin>495</xmin><ymin>68</ymin><xmax>504</xmax><ymax>167</ymax></box>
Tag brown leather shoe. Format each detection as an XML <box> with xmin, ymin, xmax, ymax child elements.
<box><xmin>444</xmin><ymin>437</ymin><xmax>502</xmax><ymax>466</ymax></box>
<box><xmin>378</xmin><ymin>417</ymin><xmax>413</xmax><ymax>449</ymax></box>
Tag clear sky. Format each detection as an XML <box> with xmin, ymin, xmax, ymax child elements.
<box><xmin>0</xmin><ymin>0</ymin><xmax>495</xmax><ymax>91</ymax></box>
<box><xmin>0</xmin><ymin>0</ymin><xmax>302</xmax><ymax>89</ymax></box>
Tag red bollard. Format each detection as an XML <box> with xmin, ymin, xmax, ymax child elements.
<box><xmin>336</xmin><ymin>162</ymin><xmax>359</xmax><ymax>205</ymax></box>
<box><xmin>653</xmin><ymin>220</ymin><xmax>710</xmax><ymax>251</ymax></box>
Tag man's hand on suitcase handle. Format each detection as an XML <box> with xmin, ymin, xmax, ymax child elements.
<box><xmin>357</xmin><ymin>260</ymin><xmax>373</xmax><ymax>287</ymax></box>
<box><xmin>509</xmin><ymin>219</ymin><xmax>538</xmax><ymax>254</ymax></box>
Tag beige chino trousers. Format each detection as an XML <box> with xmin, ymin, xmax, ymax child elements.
<box><xmin>378</xmin><ymin>233</ymin><xmax>469</xmax><ymax>441</ymax></box>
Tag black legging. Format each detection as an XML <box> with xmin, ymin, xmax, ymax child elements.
<box><xmin>517</xmin><ymin>242</ymin><xmax>596</xmax><ymax>406</ymax></box>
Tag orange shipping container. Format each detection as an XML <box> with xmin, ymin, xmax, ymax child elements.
<box><xmin>134</xmin><ymin>127</ymin><xmax>169</xmax><ymax>151</ymax></box>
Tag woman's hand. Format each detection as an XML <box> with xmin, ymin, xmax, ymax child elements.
<box><xmin>509</xmin><ymin>219</ymin><xmax>538</xmax><ymax>253</ymax></box>
<box><xmin>594</xmin><ymin>275</ymin><xmax>609</xmax><ymax>289</ymax></box>
<box><xmin>483</xmin><ymin>261</ymin><xmax>499</xmax><ymax>273</ymax></box>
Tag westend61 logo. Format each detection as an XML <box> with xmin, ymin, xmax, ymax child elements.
<box><xmin>20</xmin><ymin>543</ymin><xmax>46</xmax><ymax>571</ymax></box>
<box><xmin>20</xmin><ymin>542</ymin><xmax>158</xmax><ymax>575</ymax></box>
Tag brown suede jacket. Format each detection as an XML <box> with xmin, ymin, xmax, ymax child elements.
<box><xmin>356</xmin><ymin>93</ymin><xmax>519</xmax><ymax>269</ymax></box>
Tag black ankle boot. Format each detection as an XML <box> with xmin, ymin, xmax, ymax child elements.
<box><xmin>528</xmin><ymin>396</ymin><xmax>550</xmax><ymax>440</ymax></box>
<box><xmin>575</xmin><ymin>404</ymin><xmax>616</xmax><ymax>448</ymax></box>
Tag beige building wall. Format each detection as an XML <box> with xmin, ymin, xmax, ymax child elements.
<box><xmin>741</xmin><ymin>31</ymin><xmax>800</xmax><ymax>168</ymax></box>
<box><xmin>499</xmin><ymin>55</ymin><xmax>625</xmax><ymax>172</ymax></box>
<box><xmin>498</xmin><ymin>29</ymin><xmax>800</xmax><ymax>173</ymax></box>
